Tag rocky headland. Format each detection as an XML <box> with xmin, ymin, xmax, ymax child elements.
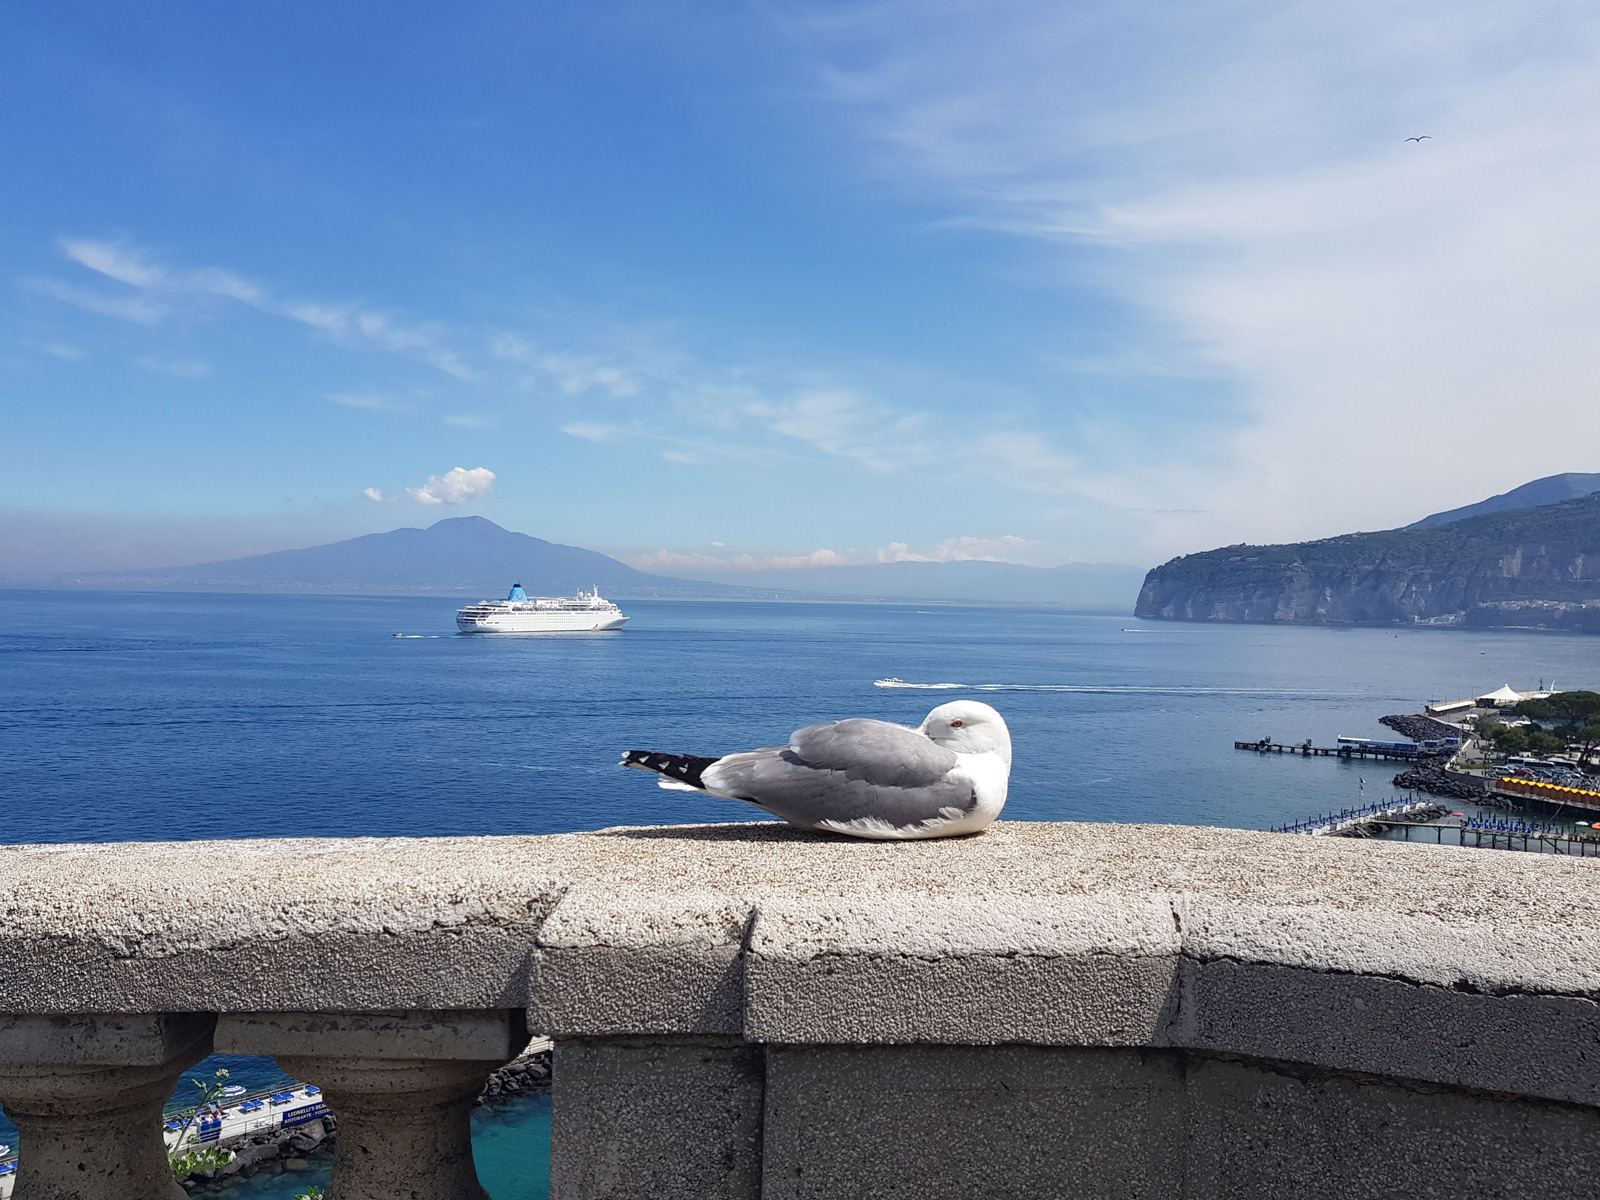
<box><xmin>1135</xmin><ymin>491</ymin><xmax>1600</xmax><ymax>631</ymax></box>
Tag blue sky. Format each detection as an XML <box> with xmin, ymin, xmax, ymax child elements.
<box><xmin>4</xmin><ymin>0</ymin><xmax>1599</xmax><ymax>575</ymax></box>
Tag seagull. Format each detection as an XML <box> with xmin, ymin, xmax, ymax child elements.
<box><xmin>620</xmin><ymin>700</ymin><xmax>1011</xmax><ymax>840</ymax></box>
<box><xmin>1405</xmin><ymin>135</ymin><xmax>1432</xmax><ymax>142</ymax></box>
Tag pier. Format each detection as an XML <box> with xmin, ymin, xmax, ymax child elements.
<box><xmin>1272</xmin><ymin>805</ymin><xmax>1600</xmax><ymax>856</ymax></box>
<box><xmin>1381</xmin><ymin>820</ymin><xmax>1600</xmax><ymax>856</ymax></box>
<box><xmin>1270</xmin><ymin>797</ymin><xmax>1445</xmax><ymax>836</ymax></box>
<box><xmin>1235</xmin><ymin>738</ymin><xmax>1446</xmax><ymax>762</ymax></box>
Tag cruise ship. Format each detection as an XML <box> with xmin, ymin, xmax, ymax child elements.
<box><xmin>456</xmin><ymin>585</ymin><xmax>629</xmax><ymax>633</ymax></box>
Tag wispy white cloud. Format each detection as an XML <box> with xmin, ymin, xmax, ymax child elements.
<box><xmin>788</xmin><ymin>0</ymin><xmax>1600</xmax><ymax>551</ymax></box>
<box><xmin>327</xmin><ymin>391</ymin><xmax>401</xmax><ymax>411</ymax></box>
<box><xmin>442</xmin><ymin>413</ymin><xmax>495</xmax><ymax>430</ymax></box>
<box><xmin>876</xmin><ymin>534</ymin><xmax>1040</xmax><ymax>563</ymax></box>
<box><xmin>624</xmin><ymin>547</ymin><xmax>852</xmax><ymax>572</ymax></box>
<box><xmin>59</xmin><ymin>239</ymin><xmax>166</xmax><ymax>288</ymax></box>
<box><xmin>38</xmin><ymin>342</ymin><xmax>84</xmax><ymax>361</ymax></box>
<box><xmin>627</xmin><ymin>534</ymin><xmax>1046</xmax><ymax>572</ymax></box>
<box><xmin>26</xmin><ymin>277</ymin><xmax>169</xmax><ymax>325</ymax></box>
<box><xmin>362</xmin><ymin>487</ymin><xmax>386</xmax><ymax>502</ymax></box>
<box><xmin>136</xmin><ymin>357</ymin><xmax>209</xmax><ymax>379</ymax></box>
<box><xmin>406</xmin><ymin>466</ymin><xmax>495</xmax><ymax>506</ymax></box>
<box><xmin>560</xmin><ymin>421</ymin><xmax>620</xmax><ymax>443</ymax></box>
<box><xmin>492</xmin><ymin>334</ymin><xmax>650</xmax><ymax>397</ymax></box>
<box><xmin>46</xmin><ymin>238</ymin><xmax>476</xmax><ymax>381</ymax></box>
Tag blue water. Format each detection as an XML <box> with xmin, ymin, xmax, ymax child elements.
<box><xmin>5</xmin><ymin>588</ymin><xmax>1600</xmax><ymax>1188</ymax></box>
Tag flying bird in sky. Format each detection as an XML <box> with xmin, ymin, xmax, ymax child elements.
<box><xmin>1405</xmin><ymin>135</ymin><xmax>1432</xmax><ymax>142</ymax></box>
<box><xmin>621</xmin><ymin>700</ymin><xmax>1011</xmax><ymax>840</ymax></box>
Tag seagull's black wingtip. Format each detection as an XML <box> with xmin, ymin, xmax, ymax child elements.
<box><xmin>619</xmin><ymin>750</ymin><xmax>720</xmax><ymax>789</ymax></box>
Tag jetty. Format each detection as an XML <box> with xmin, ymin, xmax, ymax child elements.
<box><xmin>1235</xmin><ymin>738</ymin><xmax>1447</xmax><ymax>762</ymax></box>
<box><xmin>1270</xmin><ymin>797</ymin><xmax>1445</xmax><ymax>836</ymax></box>
<box><xmin>1381</xmin><ymin>818</ymin><xmax>1600</xmax><ymax>856</ymax></box>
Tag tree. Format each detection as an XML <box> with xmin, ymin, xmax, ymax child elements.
<box><xmin>1480</xmin><ymin>720</ymin><xmax>1564</xmax><ymax>757</ymax></box>
<box><xmin>1575</xmin><ymin>720</ymin><xmax>1600</xmax><ymax>768</ymax></box>
<box><xmin>1513</xmin><ymin>691</ymin><xmax>1600</xmax><ymax>731</ymax></box>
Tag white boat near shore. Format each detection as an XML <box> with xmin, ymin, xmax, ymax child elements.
<box><xmin>455</xmin><ymin>585</ymin><xmax>629</xmax><ymax>633</ymax></box>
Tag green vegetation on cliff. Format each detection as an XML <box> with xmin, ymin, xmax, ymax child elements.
<box><xmin>1136</xmin><ymin>492</ymin><xmax>1600</xmax><ymax>630</ymax></box>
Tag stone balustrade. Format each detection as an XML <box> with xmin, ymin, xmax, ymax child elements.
<box><xmin>3</xmin><ymin>821</ymin><xmax>1600</xmax><ymax>1198</ymax></box>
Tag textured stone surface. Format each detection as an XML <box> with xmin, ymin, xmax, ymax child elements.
<box><xmin>0</xmin><ymin>1013</ymin><xmax>213</xmax><ymax>1068</ymax></box>
<box><xmin>7</xmin><ymin>821</ymin><xmax>1598</xmax><ymax>1008</ymax></box>
<box><xmin>217</xmin><ymin>1011</ymin><xmax>527</xmax><ymax>1200</ymax></box>
<box><xmin>763</xmin><ymin>1045</ymin><xmax>1186</xmax><ymax>1200</ymax></box>
<box><xmin>1179</xmin><ymin>959</ymin><xmax>1600</xmax><ymax>1107</ymax></box>
<box><xmin>0</xmin><ymin>1014</ymin><xmax>212</xmax><ymax>1200</ymax></box>
<box><xmin>746</xmin><ymin>894</ymin><xmax>1181</xmax><ymax>1045</ymax></box>
<box><xmin>550</xmin><ymin>1038</ymin><xmax>763</xmax><ymax>1200</ymax></box>
<box><xmin>276</xmin><ymin>1057</ymin><xmax>494</xmax><ymax>1200</ymax></box>
<box><xmin>215</xmin><ymin>1010</ymin><xmax>524</xmax><ymax>1062</ymax></box>
<box><xmin>6</xmin><ymin>822</ymin><xmax>1600</xmax><ymax>1196</ymax></box>
<box><xmin>1184</xmin><ymin>1056</ymin><xmax>1600</xmax><ymax>1200</ymax></box>
<box><xmin>530</xmin><ymin>888</ymin><xmax>750</xmax><ymax>1035</ymax></box>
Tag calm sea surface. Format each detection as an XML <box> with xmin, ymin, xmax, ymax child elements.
<box><xmin>5</xmin><ymin>587</ymin><xmax>1600</xmax><ymax>1192</ymax></box>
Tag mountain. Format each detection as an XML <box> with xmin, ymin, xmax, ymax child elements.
<box><xmin>1135</xmin><ymin>490</ymin><xmax>1600</xmax><ymax>632</ymax></box>
<box><xmin>1407</xmin><ymin>472</ymin><xmax>1600</xmax><ymax>529</ymax></box>
<box><xmin>673</xmin><ymin>560</ymin><xmax>1146</xmax><ymax>610</ymax></box>
<box><xmin>57</xmin><ymin>517</ymin><xmax>1142</xmax><ymax>608</ymax></box>
<box><xmin>70</xmin><ymin>516</ymin><xmax>732</xmax><ymax>597</ymax></box>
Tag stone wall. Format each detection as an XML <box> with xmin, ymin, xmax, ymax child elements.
<box><xmin>3</xmin><ymin>821</ymin><xmax>1599</xmax><ymax>1198</ymax></box>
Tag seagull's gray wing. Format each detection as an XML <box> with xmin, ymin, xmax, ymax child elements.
<box><xmin>700</xmin><ymin>718</ymin><xmax>973</xmax><ymax>832</ymax></box>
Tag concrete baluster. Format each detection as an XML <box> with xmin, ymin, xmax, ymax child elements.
<box><xmin>215</xmin><ymin>1010</ymin><xmax>528</xmax><ymax>1200</ymax></box>
<box><xmin>0</xmin><ymin>1012</ymin><xmax>215</xmax><ymax>1200</ymax></box>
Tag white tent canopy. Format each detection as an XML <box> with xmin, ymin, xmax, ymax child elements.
<box><xmin>1478</xmin><ymin>684</ymin><xmax>1525</xmax><ymax>706</ymax></box>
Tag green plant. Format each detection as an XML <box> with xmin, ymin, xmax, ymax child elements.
<box><xmin>170</xmin><ymin>1146</ymin><xmax>231</xmax><ymax>1180</ymax></box>
<box><xmin>168</xmin><ymin>1066</ymin><xmax>232</xmax><ymax>1173</ymax></box>
<box><xmin>291</xmin><ymin>1189</ymin><xmax>326</xmax><ymax>1200</ymax></box>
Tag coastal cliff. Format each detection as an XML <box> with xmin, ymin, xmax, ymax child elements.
<box><xmin>1135</xmin><ymin>492</ymin><xmax>1600</xmax><ymax>630</ymax></box>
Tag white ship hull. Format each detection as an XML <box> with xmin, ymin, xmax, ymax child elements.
<box><xmin>456</xmin><ymin>610</ymin><xmax>629</xmax><ymax>633</ymax></box>
<box><xmin>456</xmin><ymin>585</ymin><xmax>630</xmax><ymax>634</ymax></box>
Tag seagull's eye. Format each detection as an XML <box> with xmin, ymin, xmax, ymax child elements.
<box><xmin>949</xmin><ymin>719</ymin><xmax>964</xmax><ymax>728</ymax></box>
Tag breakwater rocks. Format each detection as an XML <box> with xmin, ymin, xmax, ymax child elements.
<box><xmin>1341</xmin><ymin>802</ymin><xmax>1452</xmax><ymax>835</ymax></box>
<box><xmin>183</xmin><ymin>1047</ymin><xmax>551</xmax><ymax>1193</ymax></box>
<box><xmin>476</xmin><ymin>1045</ymin><xmax>551</xmax><ymax>1104</ymax></box>
<box><xmin>179</xmin><ymin>1117</ymin><xmax>334</xmax><ymax>1190</ymax></box>
<box><xmin>1392</xmin><ymin>766</ymin><xmax>1487</xmax><ymax>800</ymax></box>
<box><xmin>1380</xmin><ymin>713</ymin><xmax>1463</xmax><ymax>742</ymax></box>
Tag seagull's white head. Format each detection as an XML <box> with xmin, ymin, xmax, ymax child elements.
<box><xmin>920</xmin><ymin>700</ymin><xmax>1011</xmax><ymax>765</ymax></box>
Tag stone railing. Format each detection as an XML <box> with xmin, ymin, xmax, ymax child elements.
<box><xmin>3</xmin><ymin>821</ymin><xmax>1600</xmax><ymax>1199</ymax></box>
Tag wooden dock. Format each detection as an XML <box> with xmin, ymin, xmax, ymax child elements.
<box><xmin>1235</xmin><ymin>738</ymin><xmax>1443</xmax><ymax>762</ymax></box>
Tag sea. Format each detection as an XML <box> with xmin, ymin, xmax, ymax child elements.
<box><xmin>5</xmin><ymin>587</ymin><xmax>1600</xmax><ymax>1196</ymax></box>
